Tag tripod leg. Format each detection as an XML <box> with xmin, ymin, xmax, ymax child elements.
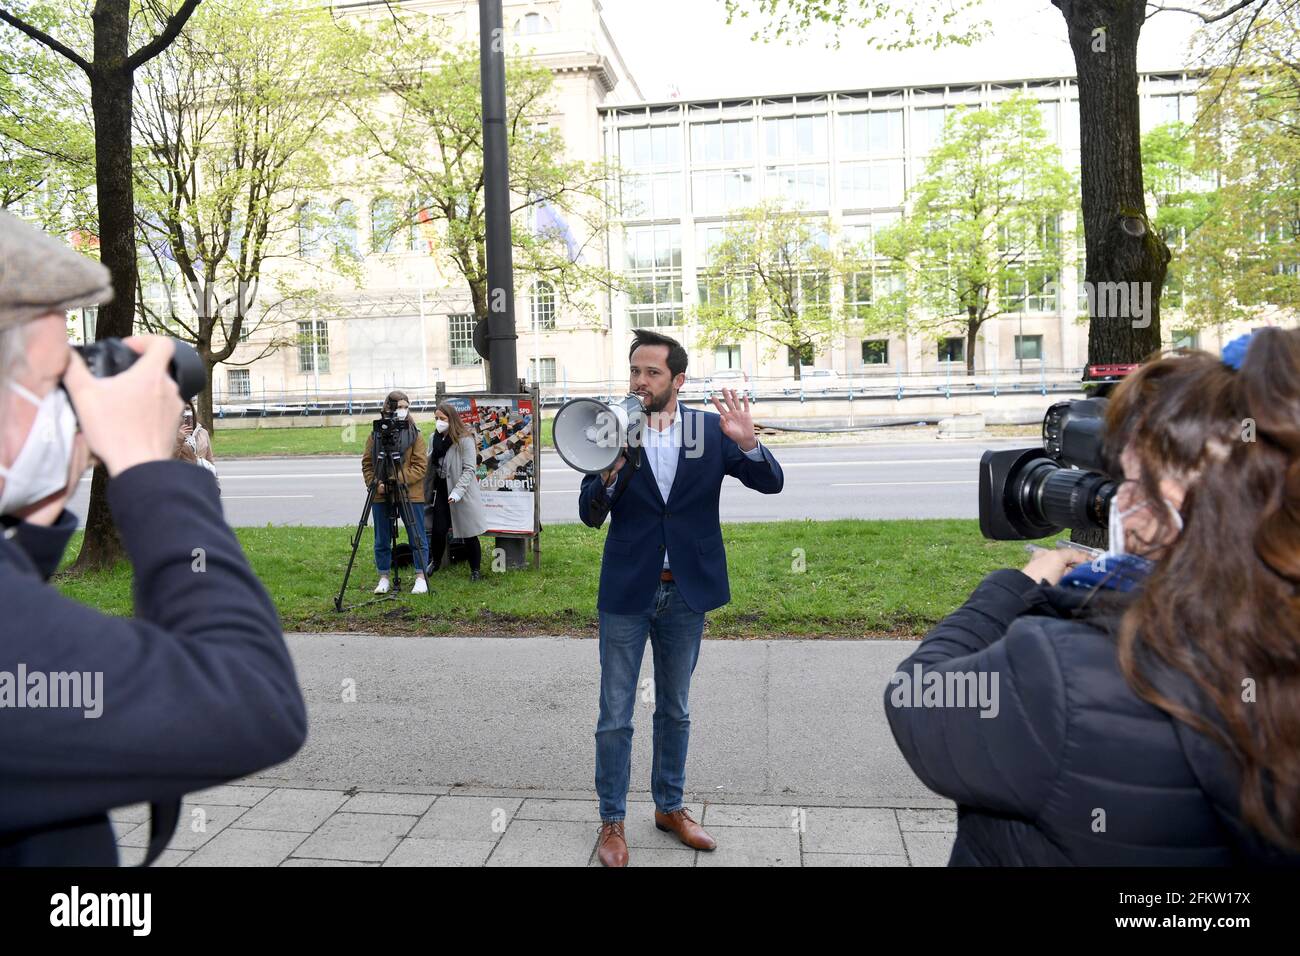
<box><xmin>335</xmin><ymin>477</ymin><xmax>381</xmax><ymax>611</ymax></box>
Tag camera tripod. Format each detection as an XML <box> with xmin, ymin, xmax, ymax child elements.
<box><xmin>334</xmin><ymin>425</ymin><xmax>429</xmax><ymax>611</ymax></box>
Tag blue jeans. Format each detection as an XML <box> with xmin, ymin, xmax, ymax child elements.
<box><xmin>595</xmin><ymin>580</ymin><xmax>705</xmax><ymax>822</ymax></box>
<box><xmin>372</xmin><ymin>500</ymin><xmax>429</xmax><ymax>574</ymax></box>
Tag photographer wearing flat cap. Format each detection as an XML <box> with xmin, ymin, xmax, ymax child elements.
<box><xmin>0</xmin><ymin>210</ymin><xmax>307</xmax><ymax>866</ymax></box>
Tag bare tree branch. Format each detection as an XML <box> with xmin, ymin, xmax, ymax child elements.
<box><xmin>126</xmin><ymin>0</ymin><xmax>202</xmax><ymax>71</ymax></box>
<box><xmin>0</xmin><ymin>8</ymin><xmax>90</xmax><ymax>72</ymax></box>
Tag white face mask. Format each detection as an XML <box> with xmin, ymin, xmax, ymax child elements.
<box><xmin>435</xmin><ymin>419</ymin><xmax>449</xmax><ymax>433</ymax></box>
<box><xmin>395</xmin><ymin>408</ymin><xmax>408</xmax><ymax>421</ymax></box>
<box><xmin>0</xmin><ymin>383</ymin><xmax>78</xmax><ymax>516</ymax></box>
<box><xmin>1107</xmin><ymin>493</ymin><xmax>1184</xmax><ymax>558</ymax></box>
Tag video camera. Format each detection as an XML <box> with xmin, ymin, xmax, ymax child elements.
<box><xmin>372</xmin><ymin>407</ymin><xmax>409</xmax><ymax>456</ymax></box>
<box><xmin>977</xmin><ymin>398</ymin><xmax>1119</xmax><ymax>541</ymax></box>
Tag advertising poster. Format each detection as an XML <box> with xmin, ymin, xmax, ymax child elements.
<box><xmin>442</xmin><ymin>395</ymin><xmax>536</xmax><ymax>535</ymax></box>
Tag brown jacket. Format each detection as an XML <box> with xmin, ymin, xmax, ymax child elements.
<box><xmin>362</xmin><ymin>424</ymin><xmax>427</xmax><ymax>504</ymax></box>
<box><xmin>174</xmin><ymin>424</ymin><xmax>215</xmax><ymax>467</ymax></box>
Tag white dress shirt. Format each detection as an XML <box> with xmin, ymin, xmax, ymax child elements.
<box><xmin>605</xmin><ymin>402</ymin><xmax>764</xmax><ymax>570</ymax></box>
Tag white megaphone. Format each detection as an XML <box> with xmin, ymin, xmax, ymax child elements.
<box><xmin>552</xmin><ymin>393</ymin><xmax>646</xmax><ymax>474</ymax></box>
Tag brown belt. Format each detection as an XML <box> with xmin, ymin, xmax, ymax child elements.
<box><xmin>660</xmin><ymin>569</ymin><xmax>673</xmax><ymax>582</ymax></box>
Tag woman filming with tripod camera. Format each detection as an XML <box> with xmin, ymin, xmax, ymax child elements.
<box><xmin>361</xmin><ymin>390</ymin><xmax>430</xmax><ymax>595</ymax></box>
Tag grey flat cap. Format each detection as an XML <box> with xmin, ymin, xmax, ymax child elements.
<box><xmin>0</xmin><ymin>208</ymin><xmax>114</xmax><ymax>330</ymax></box>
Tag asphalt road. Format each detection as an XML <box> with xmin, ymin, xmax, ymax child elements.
<box><xmin>246</xmin><ymin>633</ymin><xmax>940</xmax><ymax>806</ymax></box>
<box><xmin>68</xmin><ymin>438</ymin><xmax>1034</xmax><ymax>527</ymax></box>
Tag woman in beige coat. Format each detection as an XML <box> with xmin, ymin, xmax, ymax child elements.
<box><xmin>424</xmin><ymin>402</ymin><xmax>489</xmax><ymax>579</ymax></box>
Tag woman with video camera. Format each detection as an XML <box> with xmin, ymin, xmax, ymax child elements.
<box><xmin>886</xmin><ymin>328</ymin><xmax>1300</xmax><ymax>866</ymax></box>
<box><xmin>361</xmin><ymin>390</ymin><xmax>429</xmax><ymax>595</ymax></box>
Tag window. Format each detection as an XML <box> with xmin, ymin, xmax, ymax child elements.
<box><xmin>409</xmin><ymin>197</ymin><xmax>435</xmax><ymax>253</ymax></box>
<box><xmin>619</xmin><ymin>126</ymin><xmax>681</xmax><ymax>170</ymax></box>
<box><xmin>622</xmin><ymin>171</ymin><xmax>682</xmax><ymax>219</ymax></box>
<box><xmin>690</xmin><ymin>119</ymin><xmax>754</xmax><ymax>164</ymax></box>
<box><xmin>334</xmin><ymin>200</ymin><xmax>359</xmax><ymax>258</ymax></box>
<box><xmin>938</xmin><ymin>337</ymin><xmax>965</xmax><ymax>363</ymax></box>
<box><xmin>844</xmin><ymin>271</ymin><xmax>873</xmax><ymax>320</ymax></box>
<box><xmin>1003</xmin><ymin>272</ymin><xmax>1059</xmax><ymax>313</ymax></box>
<box><xmin>787</xmin><ymin>342</ymin><xmax>814</xmax><ymax>366</ymax></box>
<box><xmin>764</xmin><ymin>115</ymin><xmax>827</xmax><ymax>161</ymax></box>
<box><xmin>839</xmin><ymin>161</ymin><xmax>904</xmax><ymax>208</ymax></box>
<box><xmin>691</xmin><ymin>168</ymin><xmax>754</xmax><ymax>215</ymax></box>
<box><xmin>1037</xmin><ymin>101</ymin><xmax>1059</xmax><ymax>145</ymax></box>
<box><xmin>764</xmin><ymin>164</ymin><xmax>829</xmax><ymax>207</ymax></box>
<box><xmin>531</xmin><ymin>281</ymin><xmax>555</xmax><ymax>330</ymax></box>
<box><xmin>862</xmin><ymin>339</ymin><xmax>889</xmax><ymax>365</ymax></box>
<box><xmin>912</xmin><ymin>107</ymin><xmax>949</xmax><ymax>153</ymax></box>
<box><xmin>448</xmin><ymin>314</ymin><xmax>481</xmax><ymax>366</ymax></box>
<box><xmin>370</xmin><ymin>198</ymin><xmax>399</xmax><ymax>254</ymax></box>
<box><xmin>624</xmin><ymin>225</ymin><xmax>682</xmax><ymax>327</ymax></box>
<box><xmin>1143</xmin><ymin>94</ymin><xmax>1181</xmax><ymax>132</ymax></box>
<box><xmin>715</xmin><ymin>344</ymin><xmax>741</xmax><ymax>369</ymax></box>
<box><xmin>297</xmin><ymin>320</ymin><xmax>330</xmax><ymax>374</ymax></box>
<box><xmin>1014</xmin><ymin>334</ymin><xmax>1044</xmax><ymax>362</ymax></box>
<box><xmin>297</xmin><ymin>202</ymin><xmax>325</xmax><ymax>257</ymax></box>
<box><xmin>1172</xmin><ymin>328</ymin><xmax>1199</xmax><ymax>350</ymax></box>
<box><xmin>528</xmin><ymin>357</ymin><xmax>556</xmax><ymax>385</ymax></box>
<box><xmin>839</xmin><ymin>110</ymin><xmax>903</xmax><ymax>155</ymax></box>
<box><xmin>227</xmin><ymin>367</ymin><xmax>251</xmax><ymax>399</ymax></box>
<box><xmin>517</xmin><ymin>12</ymin><xmax>553</xmax><ymax>34</ymax></box>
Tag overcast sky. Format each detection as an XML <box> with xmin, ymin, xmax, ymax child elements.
<box><xmin>600</xmin><ymin>0</ymin><xmax>1206</xmax><ymax>102</ymax></box>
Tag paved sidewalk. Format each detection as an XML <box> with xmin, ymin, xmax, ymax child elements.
<box><xmin>111</xmin><ymin>783</ymin><xmax>956</xmax><ymax>867</ymax></box>
<box><xmin>109</xmin><ymin>634</ymin><xmax>958</xmax><ymax>866</ymax></box>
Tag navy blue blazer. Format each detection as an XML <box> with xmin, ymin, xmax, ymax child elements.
<box><xmin>578</xmin><ymin>405</ymin><xmax>783</xmax><ymax>614</ymax></box>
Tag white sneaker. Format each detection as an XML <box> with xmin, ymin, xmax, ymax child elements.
<box><xmin>411</xmin><ymin>576</ymin><xmax>428</xmax><ymax>595</ymax></box>
<box><xmin>374</xmin><ymin>577</ymin><xmax>391</xmax><ymax>594</ymax></box>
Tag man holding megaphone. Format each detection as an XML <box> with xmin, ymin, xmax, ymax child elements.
<box><xmin>574</xmin><ymin>329</ymin><xmax>784</xmax><ymax>867</ymax></box>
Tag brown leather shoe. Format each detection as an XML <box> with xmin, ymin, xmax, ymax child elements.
<box><xmin>654</xmin><ymin>808</ymin><xmax>717</xmax><ymax>851</ymax></box>
<box><xmin>597</xmin><ymin>820</ymin><xmax>628</xmax><ymax>867</ymax></box>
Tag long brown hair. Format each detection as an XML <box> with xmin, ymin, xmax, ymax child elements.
<box><xmin>1104</xmin><ymin>327</ymin><xmax>1300</xmax><ymax>849</ymax></box>
<box><xmin>435</xmin><ymin>402</ymin><xmax>468</xmax><ymax>444</ymax></box>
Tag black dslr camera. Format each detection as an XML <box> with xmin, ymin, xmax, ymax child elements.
<box><xmin>73</xmin><ymin>337</ymin><xmax>206</xmax><ymax>401</ymax></box>
<box><xmin>977</xmin><ymin>398</ymin><xmax>1119</xmax><ymax>540</ymax></box>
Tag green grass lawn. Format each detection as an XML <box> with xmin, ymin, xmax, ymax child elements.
<box><xmin>209</xmin><ymin>418</ymin><xmax>553</xmax><ymax>458</ymax></box>
<box><xmin>53</xmin><ymin>520</ymin><xmax>1045</xmax><ymax>638</ymax></box>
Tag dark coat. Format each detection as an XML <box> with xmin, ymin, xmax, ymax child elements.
<box><xmin>578</xmin><ymin>405</ymin><xmax>783</xmax><ymax>615</ymax></box>
<box><xmin>885</xmin><ymin>569</ymin><xmax>1299</xmax><ymax>866</ymax></box>
<box><xmin>0</xmin><ymin>461</ymin><xmax>307</xmax><ymax>865</ymax></box>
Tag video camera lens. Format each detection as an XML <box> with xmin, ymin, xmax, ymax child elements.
<box><xmin>73</xmin><ymin>337</ymin><xmax>205</xmax><ymax>402</ymax></box>
<box><xmin>977</xmin><ymin>398</ymin><xmax>1118</xmax><ymax>541</ymax></box>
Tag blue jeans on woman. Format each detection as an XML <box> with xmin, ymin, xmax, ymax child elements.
<box><xmin>372</xmin><ymin>499</ymin><xmax>429</xmax><ymax>573</ymax></box>
<box><xmin>594</xmin><ymin>580</ymin><xmax>705</xmax><ymax>822</ymax></box>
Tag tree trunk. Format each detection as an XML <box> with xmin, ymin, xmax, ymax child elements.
<box><xmin>73</xmin><ymin>2</ymin><xmax>137</xmax><ymax>572</ymax></box>
<box><xmin>1055</xmin><ymin>1</ymin><xmax>1170</xmax><ymax>550</ymax></box>
<box><xmin>197</xmin><ymin>364</ymin><xmax>215</xmax><ymax>435</ymax></box>
<box><xmin>966</xmin><ymin>309</ymin><xmax>979</xmax><ymax>376</ymax></box>
<box><xmin>1057</xmin><ymin>0</ymin><xmax>1169</xmax><ymax>366</ymax></box>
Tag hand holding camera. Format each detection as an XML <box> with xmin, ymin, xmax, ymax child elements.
<box><xmin>63</xmin><ymin>336</ymin><xmax>184</xmax><ymax>478</ymax></box>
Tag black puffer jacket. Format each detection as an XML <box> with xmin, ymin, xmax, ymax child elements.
<box><xmin>885</xmin><ymin>569</ymin><xmax>1298</xmax><ymax>866</ymax></box>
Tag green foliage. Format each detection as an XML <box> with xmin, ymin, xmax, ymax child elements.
<box><xmin>132</xmin><ymin>0</ymin><xmax>367</xmax><ymax>379</ymax></box>
<box><xmin>692</xmin><ymin>200</ymin><xmax>852</xmax><ymax>376</ymax></box>
<box><xmin>865</xmin><ymin>95</ymin><xmax>1076</xmax><ymax>370</ymax></box>
<box><xmin>722</xmin><ymin>0</ymin><xmax>992</xmax><ymax>51</ymax></box>
<box><xmin>0</xmin><ymin>2</ymin><xmax>94</xmax><ymax>232</ymax></box>
<box><xmin>1167</xmin><ymin>17</ymin><xmax>1300</xmax><ymax>330</ymax></box>
<box><xmin>349</xmin><ymin>16</ymin><xmax>620</xmax><ymax>326</ymax></box>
